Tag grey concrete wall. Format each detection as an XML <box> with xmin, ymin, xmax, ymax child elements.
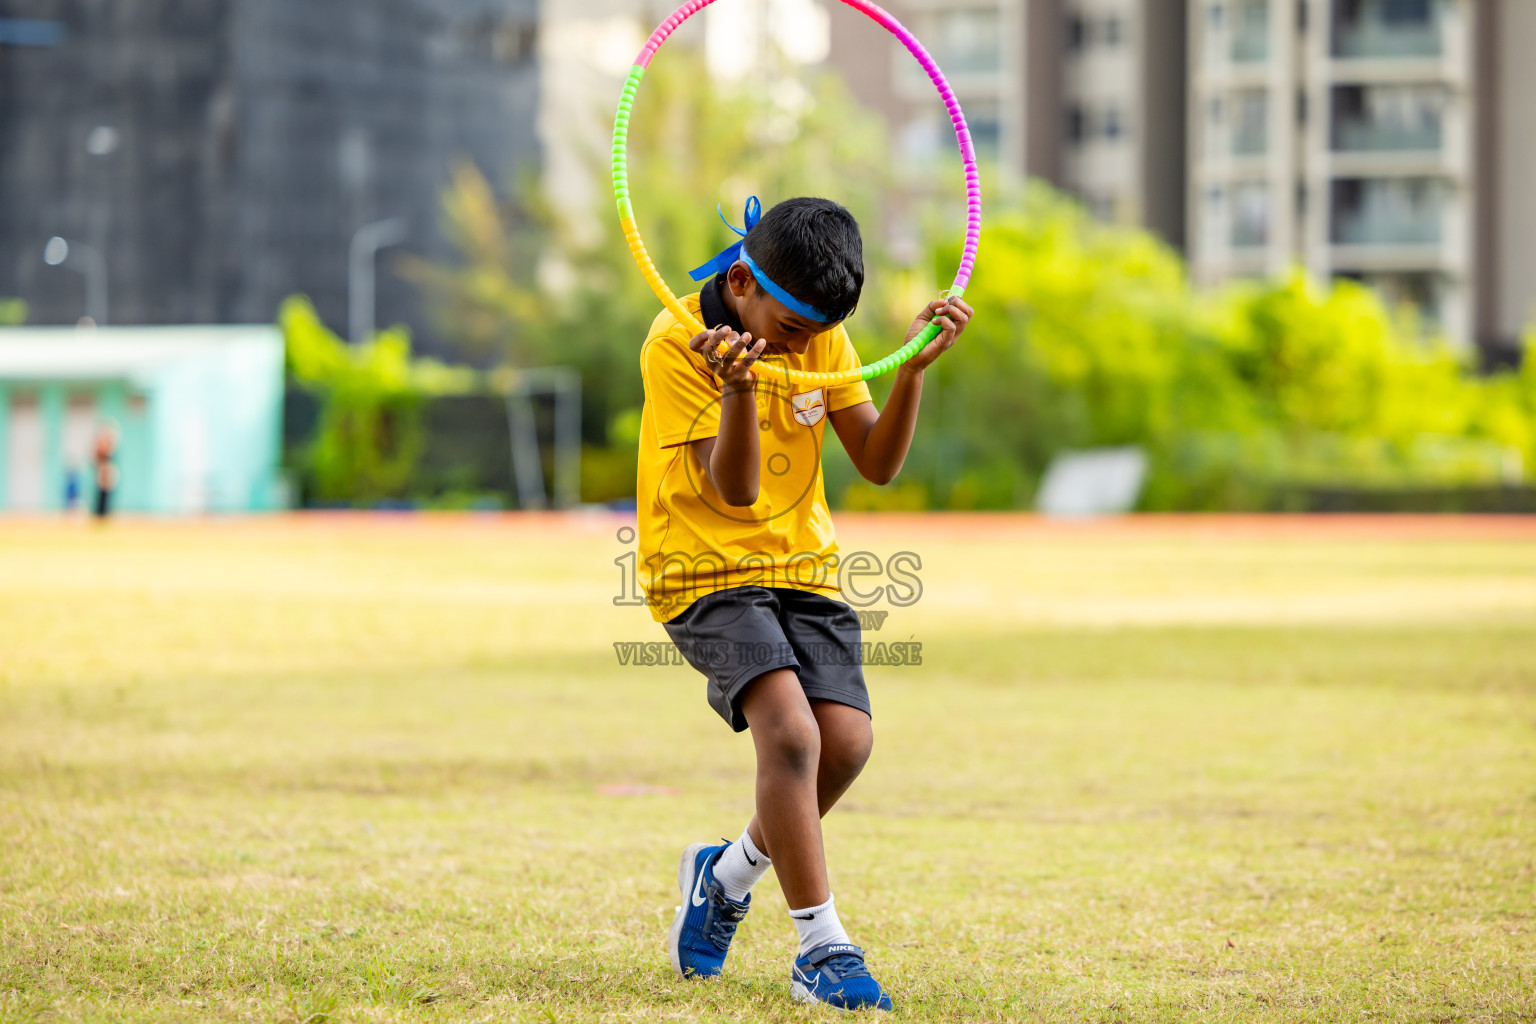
<box><xmin>1140</xmin><ymin>0</ymin><xmax>1187</xmax><ymax>251</ymax></box>
<box><xmin>0</xmin><ymin>0</ymin><xmax>539</xmax><ymax>356</ymax></box>
<box><xmin>0</xmin><ymin>0</ymin><xmax>237</xmax><ymax>325</ymax></box>
<box><xmin>228</xmin><ymin>0</ymin><xmax>540</xmax><ymax>342</ymax></box>
<box><xmin>1024</xmin><ymin>0</ymin><xmax>1064</xmax><ymax>187</ymax></box>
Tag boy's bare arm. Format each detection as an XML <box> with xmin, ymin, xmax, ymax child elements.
<box><xmin>830</xmin><ymin>297</ymin><xmax>973</xmax><ymax>485</ymax></box>
<box><xmin>687</xmin><ymin>326</ymin><xmax>768</xmax><ymax>507</ymax></box>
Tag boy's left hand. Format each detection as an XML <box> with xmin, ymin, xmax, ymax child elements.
<box><xmin>902</xmin><ymin>296</ymin><xmax>973</xmax><ymax>372</ymax></box>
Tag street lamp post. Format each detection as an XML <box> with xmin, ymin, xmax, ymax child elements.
<box><xmin>43</xmin><ymin>236</ymin><xmax>108</xmax><ymax>325</ymax></box>
<box><xmin>348</xmin><ymin>217</ymin><xmax>408</xmax><ymax>346</ymax></box>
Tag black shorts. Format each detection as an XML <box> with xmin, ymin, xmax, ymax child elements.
<box><xmin>662</xmin><ymin>586</ymin><xmax>870</xmax><ymax>732</ymax></box>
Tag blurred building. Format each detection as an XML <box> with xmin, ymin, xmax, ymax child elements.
<box><xmin>0</xmin><ymin>326</ymin><xmax>284</xmax><ymax>514</ymax></box>
<box><xmin>1188</xmin><ymin>0</ymin><xmax>1536</xmax><ymax>353</ymax></box>
<box><xmin>1060</xmin><ymin>0</ymin><xmax>1188</xmax><ymax>248</ymax></box>
<box><xmin>538</xmin><ymin>0</ymin><xmax>674</xmax><ymax>256</ymax></box>
<box><xmin>826</xmin><ymin>0</ymin><xmax>1188</xmax><ymax>250</ymax></box>
<box><xmin>0</xmin><ymin>0</ymin><xmax>539</xmax><ymax>348</ymax></box>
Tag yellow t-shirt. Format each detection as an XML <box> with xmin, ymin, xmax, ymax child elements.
<box><xmin>637</xmin><ymin>290</ymin><xmax>873</xmax><ymax>623</ymax></box>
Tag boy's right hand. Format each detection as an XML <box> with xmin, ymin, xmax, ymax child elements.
<box><xmin>690</xmin><ymin>326</ymin><xmax>768</xmax><ymax>393</ymax></box>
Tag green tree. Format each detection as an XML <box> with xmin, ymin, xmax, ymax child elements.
<box><xmin>921</xmin><ymin>185</ymin><xmax>1258</xmax><ymax>508</ymax></box>
<box><xmin>0</xmin><ymin>298</ymin><xmax>27</xmax><ymax>325</ymax></box>
<box><xmin>928</xmin><ymin>186</ymin><xmax>1536</xmax><ymax>509</ymax></box>
<box><xmin>281</xmin><ymin>296</ymin><xmax>476</xmax><ymax>504</ymax></box>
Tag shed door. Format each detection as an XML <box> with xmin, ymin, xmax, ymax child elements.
<box><xmin>6</xmin><ymin>393</ymin><xmax>44</xmax><ymax>511</ymax></box>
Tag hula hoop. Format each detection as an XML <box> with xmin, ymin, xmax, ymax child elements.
<box><xmin>611</xmin><ymin>0</ymin><xmax>981</xmax><ymax>387</ymax></box>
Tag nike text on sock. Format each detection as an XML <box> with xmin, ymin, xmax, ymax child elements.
<box><xmin>711</xmin><ymin>830</ymin><xmax>772</xmax><ymax>903</ymax></box>
<box><xmin>788</xmin><ymin>894</ymin><xmax>851</xmax><ymax>957</ymax></box>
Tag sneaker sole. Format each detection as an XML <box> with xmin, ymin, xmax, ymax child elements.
<box><xmin>667</xmin><ymin>841</ymin><xmax>712</xmax><ymax>979</ymax></box>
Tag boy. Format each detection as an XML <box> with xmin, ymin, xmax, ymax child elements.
<box><xmin>637</xmin><ymin>196</ymin><xmax>971</xmax><ymax>1011</ymax></box>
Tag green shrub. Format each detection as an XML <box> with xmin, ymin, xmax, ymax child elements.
<box><xmin>280</xmin><ymin>296</ymin><xmax>430</xmax><ymax>504</ymax></box>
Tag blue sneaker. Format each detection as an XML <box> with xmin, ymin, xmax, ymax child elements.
<box><xmin>667</xmin><ymin>840</ymin><xmax>751</xmax><ymax>978</ymax></box>
<box><xmin>790</xmin><ymin>943</ymin><xmax>894</xmax><ymax>1011</ymax></box>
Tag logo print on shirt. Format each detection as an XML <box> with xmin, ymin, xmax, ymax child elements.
<box><xmin>792</xmin><ymin>388</ymin><xmax>825</xmax><ymax>427</ymax></box>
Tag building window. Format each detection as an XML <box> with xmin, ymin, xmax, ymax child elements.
<box><xmin>901</xmin><ymin>118</ymin><xmax>943</xmax><ymax>162</ymax></box>
<box><xmin>1232</xmin><ymin>181</ymin><xmax>1270</xmax><ymax>248</ymax></box>
<box><xmin>968</xmin><ymin>106</ymin><xmax>1003</xmax><ymax>161</ymax></box>
<box><xmin>1067</xmin><ymin>14</ymin><xmax>1087</xmax><ymax>52</ymax></box>
<box><xmin>1102</xmin><ymin>15</ymin><xmax>1123</xmax><ymax>46</ymax></box>
<box><xmin>1233</xmin><ymin>89</ymin><xmax>1268</xmax><ymax>154</ymax></box>
<box><xmin>1382</xmin><ymin>0</ymin><xmax>1432</xmax><ymax>26</ymax></box>
<box><xmin>920</xmin><ymin>8</ymin><xmax>1003</xmax><ymax>76</ymax></box>
<box><xmin>1102</xmin><ymin>106</ymin><xmax>1125</xmax><ymax>141</ymax></box>
<box><xmin>1232</xmin><ymin>0</ymin><xmax>1269</xmax><ymax>62</ymax></box>
<box><xmin>1066</xmin><ymin>105</ymin><xmax>1087</xmax><ymax>144</ymax></box>
<box><xmin>462</xmin><ymin>15</ymin><xmax>538</xmax><ymax>66</ymax></box>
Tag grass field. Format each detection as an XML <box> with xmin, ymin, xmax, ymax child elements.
<box><xmin>2</xmin><ymin>513</ymin><xmax>1534</xmax><ymax>1023</ymax></box>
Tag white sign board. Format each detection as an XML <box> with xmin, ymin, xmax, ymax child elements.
<box><xmin>1035</xmin><ymin>446</ymin><xmax>1149</xmax><ymax>518</ymax></box>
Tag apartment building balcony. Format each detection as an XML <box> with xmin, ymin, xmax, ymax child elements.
<box><xmin>1329</xmin><ymin>177</ymin><xmax>1458</xmax><ymax>273</ymax></box>
<box><xmin>1232</xmin><ymin>126</ymin><xmax>1268</xmax><ymax>156</ymax></box>
<box><xmin>1333</xmin><ymin>207</ymin><xmax>1441</xmax><ymax>247</ymax></box>
<box><xmin>1333</xmin><ymin>211</ymin><xmax>1440</xmax><ymax>247</ymax></box>
<box><xmin>1231</xmin><ymin>25</ymin><xmax>1269</xmax><ymax>63</ymax></box>
<box><xmin>1330</xmin><ymin>83</ymin><xmax>1446</xmax><ymax>153</ymax></box>
<box><xmin>1333</xmin><ymin>119</ymin><xmax>1440</xmax><ymax>152</ymax></box>
<box><xmin>1331</xmin><ymin>0</ymin><xmax>1445</xmax><ymax>60</ymax></box>
<box><xmin>1231</xmin><ymin>220</ymin><xmax>1269</xmax><ymax>248</ymax></box>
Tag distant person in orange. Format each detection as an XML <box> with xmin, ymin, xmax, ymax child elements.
<box><xmin>93</xmin><ymin>423</ymin><xmax>120</xmax><ymax>519</ymax></box>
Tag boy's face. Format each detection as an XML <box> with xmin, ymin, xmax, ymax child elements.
<box><xmin>725</xmin><ymin>263</ymin><xmax>844</xmax><ymax>356</ymax></box>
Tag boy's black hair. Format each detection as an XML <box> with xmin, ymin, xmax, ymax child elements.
<box><xmin>742</xmin><ymin>197</ymin><xmax>864</xmax><ymax>323</ymax></box>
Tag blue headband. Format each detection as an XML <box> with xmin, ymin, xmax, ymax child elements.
<box><xmin>688</xmin><ymin>197</ymin><xmax>838</xmax><ymax>324</ymax></box>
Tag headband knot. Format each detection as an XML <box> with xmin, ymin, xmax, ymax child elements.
<box><xmin>688</xmin><ymin>196</ymin><xmax>837</xmax><ymax>323</ymax></box>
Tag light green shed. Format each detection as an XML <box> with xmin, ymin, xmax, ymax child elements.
<box><xmin>0</xmin><ymin>326</ymin><xmax>285</xmax><ymax>514</ymax></box>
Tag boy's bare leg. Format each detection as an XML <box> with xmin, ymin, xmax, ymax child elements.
<box><xmin>807</xmin><ymin>699</ymin><xmax>875</xmax><ymax>813</ymax></box>
<box><xmin>746</xmin><ymin>699</ymin><xmax>872</xmax><ymax>847</ymax></box>
<box><xmin>740</xmin><ymin>678</ymin><xmax>874</xmax><ymax>908</ymax></box>
<box><xmin>738</xmin><ymin>669</ymin><xmax>830</xmax><ymax>909</ymax></box>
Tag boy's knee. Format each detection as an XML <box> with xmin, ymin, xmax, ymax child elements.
<box><xmin>762</xmin><ymin>712</ymin><xmax>822</xmax><ymax>777</ymax></box>
<box><xmin>823</xmin><ymin>726</ymin><xmax>873</xmax><ymax>780</ymax></box>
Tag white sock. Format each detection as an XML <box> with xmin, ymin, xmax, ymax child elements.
<box><xmin>711</xmin><ymin>829</ymin><xmax>771</xmax><ymax>902</ymax></box>
<box><xmin>788</xmin><ymin>894</ymin><xmax>851</xmax><ymax>957</ymax></box>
